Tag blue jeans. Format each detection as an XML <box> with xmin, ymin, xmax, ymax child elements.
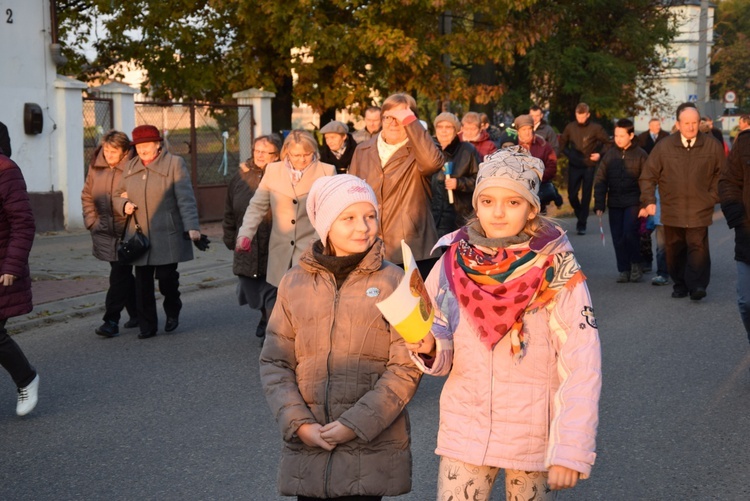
<box><xmin>655</xmin><ymin>225</ymin><xmax>668</xmax><ymax>278</ymax></box>
<box><xmin>737</xmin><ymin>261</ymin><xmax>750</xmax><ymax>342</ymax></box>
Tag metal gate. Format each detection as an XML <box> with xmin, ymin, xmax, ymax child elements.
<box><xmin>134</xmin><ymin>102</ymin><xmax>255</xmax><ymax>222</ymax></box>
<box><xmin>82</xmin><ymin>96</ymin><xmax>114</xmax><ymax>175</ymax></box>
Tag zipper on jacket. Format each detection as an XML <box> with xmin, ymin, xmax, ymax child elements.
<box><xmin>323</xmin><ymin>278</ymin><xmax>340</xmax><ymax>499</ymax></box>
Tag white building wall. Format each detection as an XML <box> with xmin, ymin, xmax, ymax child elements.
<box><xmin>0</xmin><ymin>0</ymin><xmax>87</xmax><ymax>229</ymax></box>
<box><xmin>635</xmin><ymin>3</ymin><xmax>715</xmax><ymax>132</ymax></box>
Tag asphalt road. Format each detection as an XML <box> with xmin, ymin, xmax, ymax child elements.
<box><xmin>1</xmin><ymin>213</ymin><xmax>748</xmax><ymax>500</ymax></box>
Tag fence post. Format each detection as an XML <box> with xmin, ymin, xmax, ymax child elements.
<box><xmin>233</xmin><ymin>88</ymin><xmax>274</xmax><ymax>162</ymax></box>
<box><xmin>54</xmin><ymin>75</ymin><xmax>88</xmax><ymax>229</ymax></box>
<box><xmin>94</xmin><ymin>81</ymin><xmax>138</xmax><ymax>134</ymax></box>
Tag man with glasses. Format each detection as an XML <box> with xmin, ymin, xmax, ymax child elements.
<box><xmin>349</xmin><ymin>93</ymin><xmax>444</xmax><ymax>277</ymax></box>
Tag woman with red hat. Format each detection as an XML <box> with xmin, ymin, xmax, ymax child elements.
<box><xmin>115</xmin><ymin>125</ymin><xmax>201</xmax><ymax>339</ymax></box>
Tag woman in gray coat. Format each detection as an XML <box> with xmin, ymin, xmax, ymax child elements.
<box><xmin>116</xmin><ymin>125</ymin><xmax>201</xmax><ymax>339</ymax></box>
<box><xmin>81</xmin><ymin>130</ymin><xmax>138</xmax><ymax>338</ymax></box>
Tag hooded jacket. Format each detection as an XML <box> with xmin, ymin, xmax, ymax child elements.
<box><xmin>412</xmin><ymin>226</ymin><xmax>601</xmax><ymax>477</ymax></box>
<box><xmin>259</xmin><ymin>239</ymin><xmax>422</xmax><ymax>497</ymax></box>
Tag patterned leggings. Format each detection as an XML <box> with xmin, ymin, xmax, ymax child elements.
<box><xmin>437</xmin><ymin>456</ymin><xmax>557</xmax><ymax>501</ymax></box>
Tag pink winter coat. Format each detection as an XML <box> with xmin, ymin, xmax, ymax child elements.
<box><xmin>412</xmin><ymin>226</ymin><xmax>601</xmax><ymax>477</ymax></box>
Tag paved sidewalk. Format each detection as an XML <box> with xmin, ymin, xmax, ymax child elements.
<box><xmin>9</xmin><ymin>221</ymin><xmax>236</xmax><ymax>334</ymax></box>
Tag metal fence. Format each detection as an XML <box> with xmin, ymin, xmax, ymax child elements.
<box><xmin>134</xmin><ymin>102</ymin><xmax>254</xmax><ymax>187</ymax></box>
<box><xmin>133</xmin><ymin>101</ymin><xmax>255</xmax><ymax>221</ymax></box>
<box><xmin>82</xmin><ymin>97</ymin><xmax>114</xmax><ymax>175</ymax></box>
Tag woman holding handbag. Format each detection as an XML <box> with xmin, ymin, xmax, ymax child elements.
<box><xmin>81</xmin><ymin>130</ymin><xmax>138</xmax><ymax>338</ymax></box>
<box><xmin>115</xmin><ymin>125</ymin><xmax>201</xmax><ymax>339</ymax></box>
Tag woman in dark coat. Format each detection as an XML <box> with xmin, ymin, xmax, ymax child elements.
<box><xmin>116</xmin><ymin>125</ymin><xmax>201</xmax><ymax>339</ymax></box>
<box><xmin>430</xmin><ymin>112</ymin><xmax>479</xmax><ymax>236</ymax></box>
<box><xmin>223</xmin><ymin>134</ymin><xmax>281</xmax><ymax>339</ymax></box>
<box><xmin>81</xmin><ymin>130</ymin><xmax>138</xmax><ymax>338</ymax></box>
<box><xmin>0</xmin><ymin>153</ymin><xmax>39</xmax><ymax>416</ymax></box>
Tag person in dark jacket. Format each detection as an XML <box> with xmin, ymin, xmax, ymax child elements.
<box><xmin>318</xmin><ymin>120</ymin><xmax>356</xmax><ymax>174</ymax></box>
<box><xmin>719</xmin><ymin>125</ymin><xmax>750</xmax><ymax>340</ymax></box>
<box><xmin>637</xmin><ymin>118</ymin><xmax>669</xmax><ymax>155</ymax></box>
<box><xmin>81</xmin><ymin>130</ymin><xmax>138</xmax><ymax>338</ymax></box>
<box><xmin>639</xmin><ymin>106</ymin><xmax>724</xmax><ymax>301</ymax></box>
<box><xmin>594</xmin><ymin>119</ymin><xmax>648</xmax><ymax>283</ymax></box>
<box><xmin>223</xmin><ymin>134</ymin><xmax>281</xmax><ymax>339</ymax></box>
<box><xmin>0</xmin><ymin>121</ymin><xmax>11</xmax><ymax>157</ymax></box>
<box><xmin>559</xmin><ymin>103</ymin><xmax>611</xmax><ymax>234</ymax></box>
<box><xmin>529</xmin><ymin>105</ymin><xmax>559</xmax><ymax>155</ymax></box>
<box><xmin>430</xmin><ymin>112</ymin><xmax>479</xmax><ymax>236</ymax></box>
<box><xmin>0</xmin><ymin>153</ymin><xmax>39</xmax><ymax>416</ymax></box>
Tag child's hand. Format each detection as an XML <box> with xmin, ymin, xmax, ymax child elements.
<box><xmin>405</xmin><ymin>332</ymin><xmax>435</xmax><ymax>355</ymax></box>
<box><xmin>319</xmin><ymin>421</ymin><xmax>357</xmax><ymax>445</ymax></box>
<box><xmin>296</xmin><ymin>423</ymin><xmax>336</xmax><ymax>451</ymax></box>
<box><xmin>595</xmin><ymin>210</ymin><xmax>603</xmax><ymax>217</ymax></box>
<box><xmin>548</xmin><ymin>465</ymin><xmax>579</xmax><ymax>490</ymax></box>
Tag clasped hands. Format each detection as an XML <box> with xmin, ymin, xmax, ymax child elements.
<box><xmin>297</xmin><ymin>421</ymin><xmax>357</xmax><ymax>451</ymax></box>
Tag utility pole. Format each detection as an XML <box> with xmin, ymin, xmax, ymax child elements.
<box><xmin>695</xmin><ymin>0</ymin><xmax>709</xmax><ymax>115</ymax></box>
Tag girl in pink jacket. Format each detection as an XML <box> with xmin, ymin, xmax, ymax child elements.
<box><xmin>409</xmin><ymin>147</ymin><xmax>601</xmax><ymax>500</ymax></box>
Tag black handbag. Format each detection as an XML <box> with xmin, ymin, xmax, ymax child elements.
<box><xmin>117</xmin><ymin>212</ymin><xmax>150</xmax><ymax>264</ymax></box>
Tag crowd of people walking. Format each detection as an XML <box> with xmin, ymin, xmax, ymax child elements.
<box><xmin>2</xmin><ymin>95</ymin><xmax>748</xmax><ymax>501</ymax></box>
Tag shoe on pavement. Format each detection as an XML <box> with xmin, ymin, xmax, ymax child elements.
<box><xmin>630</xmin><ymin>263</ymin><xmax>643</xmax><ymax>283</ymax></box>
<box><xmin>255</xmin><ymin>318</ymin><xmax>267</xmax><ymax>338</ymax></box>
<box><xmin>138</xmin><ymin>330</ymin><xmax>157</xmax><ymax>339</ymax></box>
<box><xmin>616</xmin><ymin>272</ymin><xmax>630</xmax><ymax>283</ymax></box>
<box><xmin>95</xmin><ymin>320</ymin><xmax>119</xmax><ymax>338</ymax></box>
<box><xmin>576</xmin><ymin>229</ymin><xmax>586</xmax><ymax>235</ymax></box>
<box><xmin>652</xmin><ymin>275</ymin><xmax>669</xmax><ymax>286</ymax></box>
<box><xmin>123</xmin><ymin>318</ymin><xmax>139</xmax><ymax>329</ymax></box>
<box><xmin>165</xmin><ymin>317</ymin><xmax>179</xmax><ymax>332</ymax></box>
<box><xmin>690</xmin><ymin>288</ymin><xmax>707</xmax><ymax>301</ymax></box>
<box><xmin>671</xmin><ymin>290</ymin><xmax>688</xmax><ymax>298</ymax></box>
<box><xmin>16</xmin><ymin>374</ymin><xmax>39</xmax><ymax>416</ymax></box>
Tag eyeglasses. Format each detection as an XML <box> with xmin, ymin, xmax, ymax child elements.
<box><xmin>382</xmin><ymin>115</ymin><xmax>399</xmax><ymax>125</ymax></box>
<box><xmin>254</xmin><ymin>149</ymin><xmax>278</xmax><ymax>156</ymax></box>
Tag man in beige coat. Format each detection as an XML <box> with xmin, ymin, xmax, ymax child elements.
<box><xmin>349</xmin><ymin>93</ymin><xmax>444</xmax><ymax>276</ymax></box>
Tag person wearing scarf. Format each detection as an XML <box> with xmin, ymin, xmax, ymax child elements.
<box><xmin>408</xmin><ymin>147</ymin><xmax>602</xmax><ymax>500</ymax></box>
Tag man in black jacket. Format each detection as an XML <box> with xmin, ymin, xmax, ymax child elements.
<box><xmin>559</xmin><ymin>103</ymin><xmax>611</xmax><ymax>234</ymax></box>
<box><xmin>637</xmin><ymin>118</ymin><xmax>669</xmax><ymax>155</ymax></box>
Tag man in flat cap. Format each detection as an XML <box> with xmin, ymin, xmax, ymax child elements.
<box><xmin>319</xmin><ymin>120</ymin><xmax>356</xmax><ymax>174</ymax></box>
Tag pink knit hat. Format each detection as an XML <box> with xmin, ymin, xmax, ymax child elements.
<box><xmin>306</xmin><ymin>174</ymin><xmax>379</xmax><ymax>246</ymax></box>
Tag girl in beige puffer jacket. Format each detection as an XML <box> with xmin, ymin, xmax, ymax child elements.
<box><xmin>260</xmin><ymin>175</ymin><xmax>422</xmax><ymax>499</ymax></box>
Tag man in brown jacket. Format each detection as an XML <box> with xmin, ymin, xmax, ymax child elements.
<box><xmin>639</xmin><ymin>106</ymin><xmax>725</xmax><ymax>301</ymax></box>
<box><xmin>349</xmin><ymin>93</ymin><xmax>444</xmax><ymax>276</ymax></box>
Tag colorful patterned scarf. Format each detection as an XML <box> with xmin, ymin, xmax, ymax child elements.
<box><xmin>446</xmin><ymin>238</ymin><xmax>584</xmax><ymax>357</ymax></box>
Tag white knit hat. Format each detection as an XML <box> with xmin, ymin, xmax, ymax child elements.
<box><xmin>472</xmin><ymin>146</ymin><xmax>545</xmax><ymax>210</ymax></box>
<box><xmin>306</xmin><ymin>174</ymin><xmax>379</xmax><ymax>246</ymax></box>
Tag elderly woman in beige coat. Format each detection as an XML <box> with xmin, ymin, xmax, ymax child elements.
<box><xmin>235</xmin><ymin>130</ymin><xmax>334</xmax><ymax>307</ymax></box>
